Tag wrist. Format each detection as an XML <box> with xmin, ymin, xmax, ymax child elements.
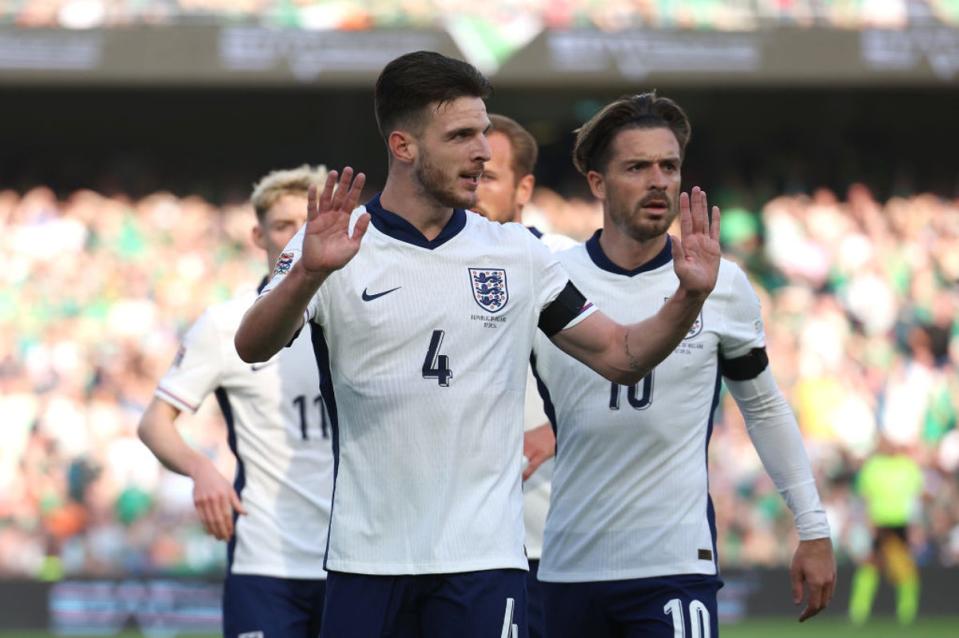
<box><xmin>292</xmin><ymin>260</ymin><xmax>329</xmax><ymax>288</ymax></box>
<box><xmin>186</xmin><ymin>453</ymin><xmax>209</xmax><ymax>480</ymax></box>
<box><xmin>671</xmin><ymin>285</ymin><xmax>708</xmax><ymax>306</ymax></box>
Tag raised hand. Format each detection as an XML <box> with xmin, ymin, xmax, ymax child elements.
<box><xmin>301</xmin><ymin>167</ymin><xmax>369</xmax><ymax>275</ymax></box>
<box><xmin>671</xmin><ymin>186</ymin><xmax>721</xmax><ymax>297</ymax></box>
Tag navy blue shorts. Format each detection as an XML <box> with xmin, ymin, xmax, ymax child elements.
<box><xmin>542</xmin><ymin>574</ymin><xmax>721</xmax><ymax>638</ymax></box>
<box><xmin>223</xmin><ymin>573</ymin><xmax>326</xmax><ymax>638</ymax></box>
<box><xmin>527</xmin><ymin>560</ymin><xmax>546</xmax><ymax>638</ymax></box>
<box><xmin>320</xmin><ymin>569</ymin><xmax>528</xmax><ymax>638</ymax></box>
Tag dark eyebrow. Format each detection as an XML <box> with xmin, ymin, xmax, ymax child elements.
<box><xmin>623</xmin><ymin>157</ymin><xmax>681</xmax><ymax>166</ymax></box>
<box><xmin>447</xmin><ymin>126</ymin><xmax>479</xmax><ymax>139</ymax></box>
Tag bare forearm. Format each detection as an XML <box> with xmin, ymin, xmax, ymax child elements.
<box><xmin>235</xmin><ymin>262</ymin><xmax>327</xmax><ymax>362</ymax></box>
<box><xmin>614</xmin><ymin>287</ymin><xmax>707</xmax><ymax>383</ymax></box>
<box><xmin>551</xmin><ymin>287</ymin><xmax>708</xmax><ymax>385</ymax></box>
<box><xmin>137</xmin><ymin>399</ymin><xmax>204</xmax><ymax>478</ymax></box>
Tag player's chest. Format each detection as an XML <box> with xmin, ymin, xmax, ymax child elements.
<box><xmin>332</xmin><ymin>246</ymin><xmax>535</xmax><ymax>336</ymax></box>
<box><xmin>580</xmin><ymin>272</ymin><xmax>720</xmax><ymax>358</ymax></box>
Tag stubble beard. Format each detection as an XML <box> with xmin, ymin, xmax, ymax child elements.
<box><xmin>414</xmin><ymin>152</ymin><xmax>475</xmax><ymax>209</ymax></box>
<box><xmin>612</xmin><ymin>196</ymin><xmax>678</xmax><ymax>242</ymax></box>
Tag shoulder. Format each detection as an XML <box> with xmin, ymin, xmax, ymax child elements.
<box><xmin>551</xmin><ymin>242</ymin><xmax>589</xmax><ymax>270</ymax></box>
<box><xmin>539</xmin><ymin>232</ymin><xmax>578</xmax><ymax>253</ymax></box>
<box><xmin>462</xmin><ymin>213</ymin><xmax>548</xmax><ymax>258</ymax></box>
<box><xmin>202</xmin><ymin>289</ymin><xmax>258</xmax><ymax>333</ymax></box>
<box><xmin>714</xmin><ymin>258</ymin><xmax>757</xmax><ymax>299</ymax></box>
<box><xmin>463</xmin><ymin>212</ymin><xmax>530</xmax><ymax>241</ymax></box>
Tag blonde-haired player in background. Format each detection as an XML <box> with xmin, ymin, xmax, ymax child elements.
<box><xmin>138</xmin><ymin>165</ymin><xmax>334</xmax><ymax>638</ymax></box>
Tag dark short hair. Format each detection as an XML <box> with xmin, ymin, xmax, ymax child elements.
<box><xmin>374</xmin><ymin>51</ymin><xmax>492</xmax><ymax>143</ymax></box>
<box><xmin>572</xmin><ymin>91</ymin><xmax>691</xmax><ymax>175</ymax></box>
<box><xmin>489</xmin><ymin>114</ymin><xmax>538</xmax><ymax>183</ymax></box>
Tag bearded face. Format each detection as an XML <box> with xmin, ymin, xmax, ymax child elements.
<box><xmin>598</xmin><ymin>127</ymin><xmax>682</xmax><ymax>242</ymax></box>
<box><xmin>409</xmin><ymin>96</ymin><xmax>490</xmax><ymax>210</ymax></box>
<box><xmin>413</xmin><ymin>144</ymin><xmax>478</xmax><ymax>209</ymax></box>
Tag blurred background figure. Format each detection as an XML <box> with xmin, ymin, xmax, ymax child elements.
<box><xmin>849</xmin><ymin>435</ymin><xmax>924</xmax><ymax>626</ymax></box>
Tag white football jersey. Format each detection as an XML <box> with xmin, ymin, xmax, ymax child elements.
<box><xmin>523</xmin><ymin>227</ymin><xmax>576</xmax><ymax>561</ymax></box>
<box><xmin>532</xmin><ymin>232</ymin><xmax>765</xmax><ymax>582</ymax></box>
<box><xmin>156</xmin><ymin>284</ymin><xmax>332</xmax><ymax>579</ymax></box>
<box><xmin>264</xmin><ymin>197</ymin><xmax>595</xmax><ymax>575</ymax></box>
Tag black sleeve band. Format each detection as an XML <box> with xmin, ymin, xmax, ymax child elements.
<box><xmin>719</xmin><ymin>347</ymin><xmax>769</xmax><ymax>381</ymax></box>
<box><xmin>538</xmin><ymin>281</ymin><xmax>589</xmax><ymax>337</ymax></box>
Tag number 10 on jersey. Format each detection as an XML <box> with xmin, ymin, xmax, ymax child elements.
<box><xmin>422</xmin><ymin>330</ymin><xmax>453</xmax><ymax>387</ymax></box>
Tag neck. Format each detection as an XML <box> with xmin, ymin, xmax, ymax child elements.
<box><xmin>380</xmin><ymin>171</ymin><xmax>455</xmax><ymax>241</ymax></box>
<box><xmin>598</xmin><ymin>219</ymin><xmax>668</xmax><ymax>271</ymax></box>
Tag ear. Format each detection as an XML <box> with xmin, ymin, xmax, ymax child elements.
<box><xmin>585</xmin><ymin>170</ymin><xmax>606</xmax><ymax>200</ymax></box>
<box><xmin>388</xmin><ymin>130</ymin><xmax>417</xmax><ymax>164</ymax></box>
<box><xmin>251</xmin><ymin>222</ymin><xmax>266</xmax><ymax>251</ymax></box>
<box><xmin>515</xmin><ymin>173</ymin><xmax>535</xmax><ymax>209</ymax></box>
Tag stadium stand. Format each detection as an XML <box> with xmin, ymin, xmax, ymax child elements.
<box><xmin>1</xmin><ymin>182</ymin><xmax>957</xmax><ymax>578</ymax></box>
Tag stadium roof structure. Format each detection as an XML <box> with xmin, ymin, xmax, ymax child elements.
<box><xmin>0</xmin><ymin>7</ymin><xmax>957</xmax><ymax>87</ymax></box>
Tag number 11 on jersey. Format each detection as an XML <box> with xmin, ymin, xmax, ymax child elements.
<box><xmin>422</xmin><ymin>330</ymin><xmax>453</xmax><ymax>387</ymax></box>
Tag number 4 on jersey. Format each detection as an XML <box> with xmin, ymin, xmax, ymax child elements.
<box><xmin>422</xmin><ymin>330</ymin><xmax>453</xmax><ymax>387</ymax></box>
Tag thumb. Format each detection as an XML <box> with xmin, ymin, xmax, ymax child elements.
<box><xmin>351</xmin><ymin>212</ymin><xmax>371</xmax><ymax>242</ymax></box>
<box><xmin>231</xmin><ymin>489</ymin><xmax>248</xmax><ymax>516</ymax></box>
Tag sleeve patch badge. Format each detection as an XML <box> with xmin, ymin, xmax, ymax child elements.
<box><xmin>273</xmin><ymin>251</ymin><xmax>295</xmax><ymax>277</ymax></box>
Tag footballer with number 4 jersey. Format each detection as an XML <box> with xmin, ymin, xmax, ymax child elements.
<box><xmin>525</xmin><ymin>93</ymin><xmax>837</xmax><ymax>638</ymax></box>
<box><xmin>236</xmin><ymin>52</ymin><xmax>722</xmax><ymax>638</ymax></box>
<box><xmin>138</xmin><ymin>166</ymin><xmax>334</xmax><ymax>638</ymax></box>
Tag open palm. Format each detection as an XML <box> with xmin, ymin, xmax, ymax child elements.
<box><xmin>302</xmin><ymin>167</ymin><xmax>370</xmax><ymax>275</ymax></box>
<box><xmin>672</xmin><ymin>186</ymin><xmax>721</xmax><ymax>297</ymax></box>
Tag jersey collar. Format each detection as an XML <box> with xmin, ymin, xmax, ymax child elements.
<box><xmin>365</xmin><ymin>194</ymin><xmax>467</xmax><ymax>250</ymax></box>
<box><xmin>585</xmin><ymin>229</ymin><xmax>672</xmax><ymax>277</ymax></box>
<box><xmin>257</xmin><ymin>276</ymin><xmax>269</xmax><ymax>294</ymax></box>
<box><xmin>526</xmin><ymin>226</ymin><xmax>544</xmax><ymax>239</ymax></box>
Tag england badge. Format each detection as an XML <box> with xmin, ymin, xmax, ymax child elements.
<box><xmin>468</xmin><ymin>268</ymin><xmax>509</xmax><ymax>313</ymax></box>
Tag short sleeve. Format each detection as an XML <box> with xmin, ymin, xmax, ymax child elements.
<box><xmin>529</xmin><ymin>236</ymin><xmax>596</xmax><ymax>335</ymax></box>
<box><xmin>155</xmin><ymin>310</ymin><xmax>223</xmax><ymax>413</ymax></box>
<box><xmin>719</xmin><ymin>265</ymin><xmax>766</xmax><ymax>359</ymax></box>
<box><xmin>261</xmin><ymin>224</ymin><xmax>323</xmax><ymax>324</ymax></box>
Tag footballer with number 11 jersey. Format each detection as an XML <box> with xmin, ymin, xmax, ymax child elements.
<box><xmin>139</xmin><ymin>166</ymin><xmax>334</xmax><ymax>638</ymax></box>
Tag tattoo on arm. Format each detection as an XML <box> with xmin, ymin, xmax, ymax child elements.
<box><xmin>624</xmin><ymin>327</ymin><xmax>644</xmax><ymax>372</ymax></box>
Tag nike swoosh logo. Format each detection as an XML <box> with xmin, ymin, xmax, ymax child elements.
<box><xmin>250</xmin><ymin>361</ymin><xmax>276</xmax><ymax>372</ymax></box>
<box><xmin>362</xmin><ymin>286</ymin><xmax>401</xmax><ymax>302</ymax></box>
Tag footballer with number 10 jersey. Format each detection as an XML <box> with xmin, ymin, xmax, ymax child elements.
<box><xmin>531</xmin><ymin>234</ymin><xmax>829</xmax><ymax>636</ymax></box>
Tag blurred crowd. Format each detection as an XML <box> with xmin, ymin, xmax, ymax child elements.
<box><xmin>1</xmin><ymin>181</ymin><xmax>957</xmax><ymax>579</ymax></box>
<box><xmin>5</xmin><ymin>0</ymin><xmax>958</xmax><ymax>31</ymax></box>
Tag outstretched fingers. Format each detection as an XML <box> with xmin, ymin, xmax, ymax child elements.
<box><xmin>710</xmin><ymin>205</ymin><xmax>721</xmax><ymax>243</ymax></box>
<box><xmin>691</xmin><ymin>187</ymin><xmax>707</xmax><ymax>236</ymax></box>
<box><xmin>679</xmin><ymin>191</ymin><xmax>693</xmax><ymax>240</ymax></box>
<box><xmin>319</xmin><ymin>170</ymin><xmax>339</xmax><ymax>215</ymax></box>
<box><xmin>307</xmin><ymin>184</ymin><xmax>319</xmax><ymax>222</ymax></box>
<box><xmin>330</xmin><ymin>167</ymin><xmax>355</xmax><ymax>211</ymax></box>
<box><xmin>346</xmin><ymin>171</ymin><xmax>367</xmax><ymax>212</ymax></box>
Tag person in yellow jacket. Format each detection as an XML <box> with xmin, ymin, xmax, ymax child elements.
<box><xmin>849</xmin><ymin>435</ymin><xmax>924</xmax><ymax>625</ymax></box>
